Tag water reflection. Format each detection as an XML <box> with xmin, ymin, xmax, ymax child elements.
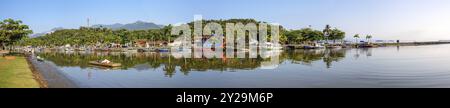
<box><xmin>33</xmin><ymin>45</ymin><xmax>450</xmax><ymax>87</ymax></box>
<box><xmin>37</xmin><ymin>48</ymin><xmax>356</xmax><ymax>77</ymax></box>
<box><xmin>353</xmin><ymin>48</ymin><xmax>373</xmax><ymax>59</ymax></box>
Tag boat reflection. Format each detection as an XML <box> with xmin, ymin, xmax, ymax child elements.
<box><xmin>36</xmin><ymin>48</ymin><xmax>364</xmax><ymax>77</ymax></box>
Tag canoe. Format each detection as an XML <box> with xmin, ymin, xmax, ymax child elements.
<box><xmin>36</xmin><ymin>56</ymin><xmax>44</xmax><ymax>61</ymax></box>
<box><xmin>89</xmin><ymin>61</ymin><xmax>122</xmax><ymax>67</ymax></box>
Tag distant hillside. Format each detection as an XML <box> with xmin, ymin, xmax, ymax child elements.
<box><xmin>92</xmin><ymin>21</ymin><xmax>163</xmax><ymax>30</ymax></box>
<box><xmin>30</xmin><ymin>27</ymin><xmax>64</xmax><ymax>38</ymax></box>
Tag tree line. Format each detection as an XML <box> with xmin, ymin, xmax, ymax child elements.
<box><xmin>21</xmin><ymin>26</ymin><xmax>173</xmax><ymax>47</ymax></box>
<box><xmin>284</xmin><ymin>25</ymin><xmax>346</xmax><ymax>45</ymax></box>
<box><xmin>1</xmin><ymin>18</ymin><xmax>352</xmax><ymax>49</ymax></box>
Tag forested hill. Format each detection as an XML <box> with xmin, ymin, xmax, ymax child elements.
<box><xmin>20</xmin><ymin>18</ymin><xmax>349</xmax><ymax>47</ymax></box>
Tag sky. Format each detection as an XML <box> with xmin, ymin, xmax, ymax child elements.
<box><xmin>1</xmin><ymin>0</ymin><xmax>450</xmax><ymax>41</ymax></box>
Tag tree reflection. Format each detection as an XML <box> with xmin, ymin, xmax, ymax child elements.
<box><xmin>37</xmin><ymin>48</ymin><xmax>353</xmax><ymax>76</ymax></box>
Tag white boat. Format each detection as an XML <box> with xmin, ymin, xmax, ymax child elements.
<box><xmin>304</xmin><ymin>44</ymin><xmax>325</xmax><ymax>49</ymax></box>
<box><xmin>65</xmin><ymin>48</ymin><xmax>74</xmax><ymax>51</ymax></box>
<box><xmin>76</xmin><ymin>47</ymin><xmax>86</xmax><ymax>51</ymax></box>
<box><xmin>265</xmin><ymin>42</ymin><xmax>283</xmax><ymax>50</ymax></box>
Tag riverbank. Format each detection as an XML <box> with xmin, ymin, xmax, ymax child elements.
<box><xmin>25</xmin><ymin>55</ymin><xmax>48</xmax><ymax>88</ymax></box>
<box><xmin>27</xmin><ymin>54</ymin><xmax>78</xmax><ymax>88</ymax></box>
<box><xmin>0</xmin><ymin>55</ymin><xmax>45</xmax><ymax>88</ymax></box>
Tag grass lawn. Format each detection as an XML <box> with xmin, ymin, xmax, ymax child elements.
<box><xmin>0</xmin><ymin>56</ymin><xmax>40</xmax><ymax>88</ymax></box>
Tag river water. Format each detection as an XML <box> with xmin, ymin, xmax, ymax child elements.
<box><xmin>36</xmin><ymin>44</ymin><xmax>450</xmax><ymax>88</ymax></box>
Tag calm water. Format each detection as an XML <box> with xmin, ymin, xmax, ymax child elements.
<box><xmin>37</xmin><ymin>44</ymin><xmax>450</xmax><ymax>88</ymax></box>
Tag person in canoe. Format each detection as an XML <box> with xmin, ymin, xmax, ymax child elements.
<box><xmin>100</xmin><ymin>59</ymin><xmax>111</xmax><ymax>64</ymax></box>
<box><xmin>90</xmin><ymin>59</ymin><xmax>121</xmax><ymax>67</ymax></box>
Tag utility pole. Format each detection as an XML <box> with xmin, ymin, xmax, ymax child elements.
<box><xmin>87</xmin><ymin>18</ymin><xmax>90</xmax><ymax>27</ymax></box>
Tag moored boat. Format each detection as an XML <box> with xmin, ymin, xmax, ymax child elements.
<box><xmin>158</xmin><ymin>48</ymin><xmax>170</xmax><ymax>52</ymax></box>
<box><xmin>358</xmin><ymin>42</ymin><xmax>377</xmax><ymax>48</ymax></box>
<box><xmin>89</xmin><ymin>61</ymin><xmax>122</xmax><ymax>67</ymax></box>
<box><xmin>326</xmin><ymin>45</ymin><xmax>342</xmax><ymax>49</ymax></box>
<box><xmin>304</xmin><ymin>44</ymin><xmax>325</xmax><ymax>49</ymax></box>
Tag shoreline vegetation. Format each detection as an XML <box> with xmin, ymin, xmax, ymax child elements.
<box><xmin>1</xmin><ymin>18</ymin><xmax>449</xmax><ymax>52</ymax></box>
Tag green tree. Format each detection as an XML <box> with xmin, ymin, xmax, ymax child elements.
<box><xmin>353</xmin><ymin>34</ymin><xmax>360</xmax><ymax>43</ymax></box>
<box><xmin>328</xmin><ymin>28</ymin><xmax>345</xmax><ymax>43</ymax></box>
<box><xmin>285</xmin><ymin>30</ymin><xmax>304</xmax><ymax>44</ymax></box>
<box><xmin>322</xmin><ymin>24</ymin><xmax>332</xmax><ymax>44</ymax></box>
<box><xmin>161</xmin><ymin>24</ymin><xmax>172</xmax><ymax>42</ymax></box>
<box><xmin>366</xmin><ymin>35</ymin><xmax>372</xmax><ymax>43</ymax></box>
<box><xmin>0</xmin><ymin>18</ymin><xmax>33</xmax><ymax>50</ymax></box>
<box><xmin>284</xmin><ymin>28</ymin><xmax>324</xmax><ymax>45</ymax></box>
<box><xmin>301</xmin><ymin>28</ymin><xmax>324</xmax><ymax>43</ymax></box>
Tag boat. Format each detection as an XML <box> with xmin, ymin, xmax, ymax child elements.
<box><xmin>137</xmin><ymin>48</ymin><xmax>147</xmax><ymax>52</ymax></box>
<box><xmin>303</xmin><ymin>42</ymin><xmax>325</xmax><ymax>49</ymax></box>
<box><xmin>158</xmin><ymin>48</ymin><xmax>170</xmax><ymax>52</ymax></box>
<box><xmin>265</xmin><ymin>42</ymin><xmax>283</xmax><ymax>50</ymax></box>
<box><xmin>125</xmin><ymin>48</ymin><xmax>138</xmax><ymax>53</ymax></box>
<box><xmin>36</xmin><ymin>56</ymin><xmax>44</xmax><ymax>61</ymax></box>
<box><xmin>358</xmin><ymin>42</ymin><xmax>377</xmax><ymax>48</ymax></box>
<box><xmin>89</xmin><ymin>61</ymin><xmax>122</xmax><ymax>67</ymax></box>
<box><xmin>75</xmin><ymin>48</ymin><xmax>86</xmax><ymax>51</ymax></box>
<box><xmin>326</xmin><ymin>45</ymin><xmax>342</xmax><ymax>49</ymax></box>
<box><xmin>359</xmin><ymin>44</ymin><xmax>377</xmax><ymax>48</ymax></box>
<box><xmin>64</xmin><ymin>47</ymin><xmax>74</xmax><ymax>51</ymax></box>
<box><xmin>239</xmin><ymin>48</ymin><xmax>250</xmax><ymax>52</ymax></box>
<box><xmin>304</xmin><ymin>44</ymin><xmax>325</xmax><ymax>49</ymax></box>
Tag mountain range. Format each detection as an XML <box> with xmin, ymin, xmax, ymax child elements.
<box><xmin>30</xmin><ymin>27</ymin><xmax>64</xmax><ymax>38</ymax></box>
<box><xmin>92</xmin><ymin>21</ymin><xmax>164</xmax><ymax>30</ymax></box>
<box><xmin>30</xmin><ymin>21</ymin><xmax>164</xmax><ymax>37</ymax></box>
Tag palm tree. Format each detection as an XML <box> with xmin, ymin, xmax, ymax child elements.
<box><xmin>323</xmin><ymin>24</ymin><xmax>332</xmax><ymax>44</ymax></box>
<box><xmin>365</xmin><ymin>35</ymin><xmax>372</xmax><ymax>43</ymax></box>
<box><xmin>353</xmin><ymin>34</ymin><xmax>360</xmax><ymax>43</ymax></box>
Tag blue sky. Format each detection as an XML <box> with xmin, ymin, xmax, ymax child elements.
<box><xmin>1</xmin><ymin>0</ymin><xmax>450</xmax><ymax>41</ymax></box>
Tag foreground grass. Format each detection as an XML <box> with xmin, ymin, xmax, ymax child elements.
<box><xmin>0</xmin><ymin>56</ymin><xmax>40</xmax><ymax>88</ymax></box>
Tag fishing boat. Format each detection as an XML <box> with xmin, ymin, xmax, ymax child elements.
<box><xmin>89</xmin><ymin>61</ymin><xmax>122</xmax><ymax>67</ymax></box>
